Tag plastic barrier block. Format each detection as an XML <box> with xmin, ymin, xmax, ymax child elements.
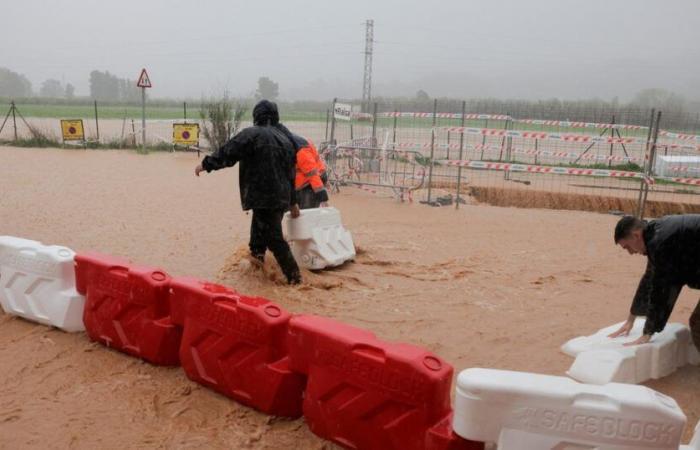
<box><xmin>284</xmin><ymin>207</ymin><xmax>355</xmax><ymax>270</ymax></box>
<box><xmin>425</xmin><ymin>413</ymin><xmax>485</xmax><ymax>450</ymax></box>
<box><xmin>287</xmin><ymin>314</ymin><xmax>478</xmax><ymax>450</ymax></box>
<box><xmin>562</xmin><ymin>320</ymin><xmax>700</xmax><ymax>384</ymax></box>
<box><xmin>453</xmin><ymin>368</ymin><xmax>686</xmax><ymax>450</ymax></box>
<box><xmin>681</xmin><ymin>420</ymin><xmax>700</xmax><ymax>450</ymax></box>
<box><xmin>169</xmin><ymin>277</ymin><xmax>305</xmax><ymax>417</ymax></box>
<box><xmin>681</xmin><ymin>422</ymin><xmax>700</xmax><ymax>450</ymax></box>
<box><xmin>75</xmin><ymin>252</ymin><xmax>180</xmax><ymax>365</ymax></box>
<box><xmin>0</xmin><ymin>236</ymin><xmax>85</xmax><ymax>332</ymax></box>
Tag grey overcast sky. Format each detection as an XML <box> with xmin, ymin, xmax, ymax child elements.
<box><xmin>3</xmin><ymin>0</ymin><xmax>699</xmax><ymax>101</ymax></box>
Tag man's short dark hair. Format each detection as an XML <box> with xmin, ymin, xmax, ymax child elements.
<box><xmin>614</xmin><ymin>215</ymin><xmax>645</xmax><ymax>243</ymax></box>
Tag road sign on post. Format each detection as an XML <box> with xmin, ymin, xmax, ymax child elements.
<box><xmin>333</xmin><ymin>102</ymin><xmax>352</xmax><ymax>121</ymax></box>
<box><xmin>136</xmin><ymin>69</ymin><xmax>152</xmax><ymax>150</ymax></box>
<box><xmin>173</xmin><ymin>123</ymin><xmax>199</xmax><ymax>146</ymax></box>
<box><xmin>60</xmin><ymin>119</ymin><xmax>85</xmax><ymax>143</ymax></box>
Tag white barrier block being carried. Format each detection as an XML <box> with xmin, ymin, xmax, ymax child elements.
<box><xmin>562</xmin><ymin>320</ymin><xmax>699</xmax><ymax>384</ymax></box>
<box><xmin>681</xmin><ymin>421</ymin><xmax>700</xmax><ymax>450</ymax></box>
<box><xmin>284</xmin><ymin>207</ymin><xmax>355</xmax><ymax>270</ymax></box>
<box><xmin>0</xmin><ymin>236</ymin><xmax>85</xmax><ymax>332</ymax></box>
<box><xmin>453</xmin><ymin>368</ymin><xmax>686</xmax><ymax>450</ymax></box>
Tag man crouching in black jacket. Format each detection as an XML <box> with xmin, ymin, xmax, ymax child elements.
<box><xmin>610</xmin><ymin>214</ymin><xmax>700</xmax><ymax>351</ymax></box>
<box><xmin>195</xmin><ymin>100</ymin><xmax>302</xmax><ymax>284</ymax></box>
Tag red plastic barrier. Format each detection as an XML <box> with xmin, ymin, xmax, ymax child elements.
<box><xmin>426</xmin><ymin>413</ymin><xmax>484</xmax><ymax>450</ymax></box>
<box><xmin>287</xmin><ymin>315</ymin><xmax>483</xmax><ymax>450</ymax></box>
<box><xmin>75</xmin><ymin>252</ymin><xmax>180</xmax><ymax>366</ymax></box>
<box><xmin>169</xmin><ymin>277</ymin><xmax>305</xmax><ymax>417</ymax></box>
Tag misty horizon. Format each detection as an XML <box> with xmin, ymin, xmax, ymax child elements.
<box><xmin>3</xmin><ymin>0</ymin><xmax>699</xmax><ymax>103</ymax></box>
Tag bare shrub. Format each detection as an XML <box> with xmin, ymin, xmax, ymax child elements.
<box><xmin>200</xmin><ymin>95</ymin><xmax>246</xmax><ymax>151</ymax></box>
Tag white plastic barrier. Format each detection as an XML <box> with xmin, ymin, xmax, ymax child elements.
<box><xmin>0</xmin><ymin>236</ymin><xmax>85</xmax><ymax>332</ymax></box>
<box><xmin>562</xmin><ymin>320</ymin><xmax>700</xmax><ymax>384</ymax></box>
<box><xmin>284</xmin><ymin>207</ymin><xmax>355</xmax><ymax>270</ymax></box>
<box><xmin>681</xmin><ymin>421</ymin><xmax>700</xmax><ymax>450</ymax></box>
<box><xmin>453</xmin><ymin>368</ymin><xmax>686</xmax><ymax>450</ymax></box>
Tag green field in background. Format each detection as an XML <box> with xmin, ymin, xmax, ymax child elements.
<box><xmin>4</xmin><ymin>102</ymin><xmax>659</xmax><ymax>139</ymax></box>
<box><xmin>10</xmin><ymin>103</ymin><xmax>327</xmax><ymax>122</ymax></box>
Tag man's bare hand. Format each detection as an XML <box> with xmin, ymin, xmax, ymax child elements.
<box><xmin>624</xmin><ymin>334</ymin><xmax>652</xmax><ymax>346</ymax></box>
<box><xmin>195</xmin><ymin>164</ymin><xmax>204</xmax><ymax>177</ymax></box>
<box><xmin>608</xmin><ymin>315</ymin><xmax>636</xmax><ymax>338</ymax></box>
<box><xmin>290</xmin><ymin>204</ymin><xmax>301</xmax><ymax>218</ymax></box>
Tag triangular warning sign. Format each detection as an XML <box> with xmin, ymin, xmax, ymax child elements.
<box><xmin>137</xmin><ymin>68</ymin><xmax>152</xmax><ymax>88</ymax></box>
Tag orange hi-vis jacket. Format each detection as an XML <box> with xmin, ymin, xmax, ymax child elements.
<box><xmin>294</xmin><ymin>137</ymin><xmax>326</xmax><ymax>193</ymax></box>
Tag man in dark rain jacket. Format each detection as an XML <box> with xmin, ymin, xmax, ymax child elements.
<box><xmin>610</xmin><ymin>214</ymin><xmax>700</xmax><ymax>351</ymax></box>
<box><xmin>195</xmin><ymin>100</ymin><xmax>302</xmax><ymax>284</ymax></box>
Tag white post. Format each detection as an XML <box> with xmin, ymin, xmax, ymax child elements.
<box><xmin>141</xmin><ymin>87</ymin><xmax>146</xmax><ymax>149</ymax></box>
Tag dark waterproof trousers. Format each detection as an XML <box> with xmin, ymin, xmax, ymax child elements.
<box><xmin>297</xmin><ymin>186</ymin><xmax>321</xmax><ymax>210</ymax></box>
<box><xmin>249</xmin><ymin>208</ymin><xmax>301</xmax><ymax>284</ymax></box>
<box><xmin>691</xmin><ymin>299</ymin><xmax>700</xmax><ymax>352</ymax></box>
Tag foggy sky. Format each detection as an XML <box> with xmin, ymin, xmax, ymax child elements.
<box><xmin>3</xmin><ymin>0</ymin><xmax>699</xmax><ymax>101</ymax></box>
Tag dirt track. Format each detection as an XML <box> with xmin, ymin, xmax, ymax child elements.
<box><xmin>0</xmin><ymin>146</ymin><xmax>698</xmax><ymax>448</ymax></box>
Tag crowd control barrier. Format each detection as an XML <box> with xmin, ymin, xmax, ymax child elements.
<box><xmin>169</xmin><ymin>277</ymin><xmax>305</xmax><ymax>417</ymax></box>
<box><xmin>453</xmin><ymin>368</ymin><xmax>686</xmax><ymax>450</ymax></box>
<box><xmin>75</xmin><ymin>252</ymin><xmax>181</xmax><ymax>365</ymax></box>
<box><xmin>284</xmin><ymin>207</ymin><xmax>356</xmax><ymax>270</ymax></box>
<box><xmin>287</xmin><ymin>314</ymin><xmax>482</xmax><ymax>450</ymax></box>
<box><xmin>562</xmin><ymin>320</ymin><xmax>700</xmax><ymax>384</ymax></box>
<box><xmin>0</xmin><ymin>236</ymin><xmax>85</xmax><ymax>332</ymax></box>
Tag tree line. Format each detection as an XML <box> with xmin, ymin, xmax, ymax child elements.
<box><xmin>0</xmin><ymin>67</ymin><xmax>141</xmax><ymax>102</ymax></box>
<box><xmin>1</xmin><ymin>65</ymin><xmax>698</xmax><ymax>131</ymax></box>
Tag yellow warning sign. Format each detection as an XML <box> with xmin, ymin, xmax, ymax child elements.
<box><xmin>60</xmin><ymin>119</ymin><xmax>85</xmax><ymax>141</ymax></box>
<box><xmin>173</xmin><ymin>123</ymin><xmax>199</xmax><ymax>146</ymax></box>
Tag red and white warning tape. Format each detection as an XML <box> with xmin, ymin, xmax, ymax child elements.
<box><xmin>438</xmin><ymin>126</ymin><xmax>650</xmax><ymax>145</ymax></box>
<box><xmin>377</xmin><ymin>112</ymin><xmax>646</xmax><ymax>130</ymax></box>
<box><xmin>444</xmin><ymin>160</ymin><xmax>642</xmax><ymax>178</ymax></box>
<box><xmin>661</xmin><ymin>177</ymin><xmax>700</xmax><ymax>186</ymax></box>
<box><xmin>375</xmin><ymin>111</ymin><xmax>700</xmax><ymax>143</ymax></box>
<box><xmin>659</xmin><ymin>131</ymin><xmax>700</xmax><ymax>142</ymax></box>
<box><xmin>394</xmin><ymin>141</ymin><xmax>642</xmax><ymax>162</ymax></box>
<box><xmin>442</xmin><ymin>160</ymin><xmax>700</xmax><ymax>188</ymax></box>
<box><xmin>668</xmin><ymin>166</ymin><xmax>700</xmax><ymax>173</ymax></box>
<box><xmin>515</xmin><ymin>119</ymin><xmax>645</xmax><ymax>130</ymax></box>
<box><xmin>378</xmin><ymin>112</ymin><xmax>510</xmax><ymax>120</ymax></box>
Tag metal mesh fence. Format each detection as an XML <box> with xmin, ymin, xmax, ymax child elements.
<box><xmin>321</xmin><ymin>101</ymin><xmax>700</xmax><ymax>217</ymax></box>
<box><xmin>3</xmin><ymin>99</ymin><xmax>700</xmax><ymax>217</ymax></box>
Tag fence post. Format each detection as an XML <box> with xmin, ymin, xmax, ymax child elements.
<box><xmin>371</xmin><ymin>102</ymin><xmax>378</xmax><ymax>147</ymax></box>
<box><xmin>324</xmin><ymin>109</ymin><xmax>330</xmax><ymax>141</ymax></box>
<box><xmin>94</xmin><ymin>100</ymin><xmax>100</xmax><ymax>143</ymax></box>
<box><xmin>639</xmin><ymin>111</ymin><xmax>662</xmax><ymax>218</ymax></box>
<box><xmin>0</xmin><ymin>103</ymin><xmax>14</xmax><ymax>138</ymax></box>
<box><xmin>427</xmin><ymin>98</ymin><xmax>438</xmax><ymax>204</ymax></box>
<box><xmin>455</xmin><ymin>100</ymin><xmax>467</xmax><ymax>209</ymax></box>
<box><xmin>498</xmin><ymin>113</ymin><xmax>510</xmax><ymax>163</ymax></box>
<box><xmin>635</xmin><ymin>108</ymin><xmax>656</xmax><ymax>218</ymax></box>
<box><xmin>12</xmin><ymin>101</ymin><xmax>18</xmax><ymax>141</ymax></box>
<box><xmin>480</xmin><ymin>118</ymin><xmax>488</xmax><ymax>160</ymax></box>
<box><xmin>184</xmin><ymin>102</ymin><xmax>187</xmax><ymax>123</ymax></box>
<box><xmin>447</xmin><ymin>131</ymin><xmax>451</xmax><ymax>160</ymax></box>
<box><xmin>608</xmin><ymin>114</ymin><xmax>615</xmax><ymax>168</ymax></box>
<box><xmin>637</xmin><ymin>110</ymin><xmax>661</xmax><ymax>218</ymax></box>
<box><xmin>392</xmin><ymin>109</ymin><xmax>398</xmax><ymax>149</ymax></box>
<box><xmin>329</xmin><ymin>98</ymin><xmax>337</xmax><ymax>145</ymax></box>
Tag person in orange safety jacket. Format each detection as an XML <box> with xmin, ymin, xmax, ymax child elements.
<box><xmin>291</xmin><ymin>134</ymin><xmax>329</xmax><ymax>209</ymax></box>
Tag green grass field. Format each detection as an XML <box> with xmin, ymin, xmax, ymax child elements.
<box><xmin>8</xmin><ymin>103</ymin><xmax>327</xmax><ymax>122</ymax></box>
<box><xmin>6</xmin><ymin>102</ymin><xmax>654</xmax><ymax>138</ymax></box>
